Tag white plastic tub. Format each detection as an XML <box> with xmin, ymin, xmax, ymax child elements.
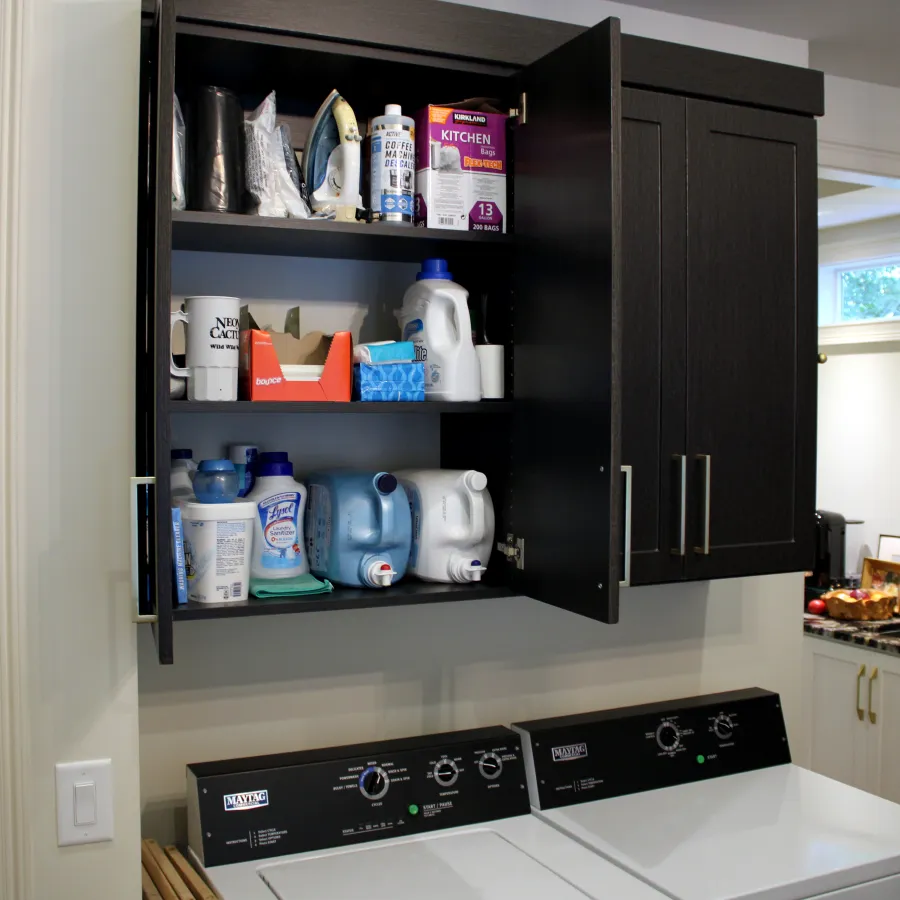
<box><xmin>182</xmin><ymin>501</ymin><xmax>256</xmax><ymax>603</ymax></box>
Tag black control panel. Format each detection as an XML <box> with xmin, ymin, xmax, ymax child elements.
<box><xmin>513</xmin><ymin>688</ymin><xmax>791</xmax><ymax>810</ymax></box>
<box><xmin>187</xmin><ymin>726</ymin><xmax>528</xmax><ymax>867</ymax></box>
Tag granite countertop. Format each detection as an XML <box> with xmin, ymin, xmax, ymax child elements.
<box><xmin>804</xmin><ymin>614</ymin><xmax>900</xmax><ymax>657</ymax></box>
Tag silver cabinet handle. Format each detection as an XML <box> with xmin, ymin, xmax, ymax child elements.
<box><xmin>131</xmin><ymin>475</ymin><xmax>158</xmax><ymax>624</ymax></box>
<box><xmin>672</xmin><ymin>454</ymin><xmax>686</xmax><ymax>556</ymax></box>
<box><xmin>620</xmin><ymin>465</ymin><xmax>633</xmax><ymax>587</ymax></box>
<box><xmin>694</xmin><ymin>454</ymin><xmax>711</xmax><ymax>555</ymax></box>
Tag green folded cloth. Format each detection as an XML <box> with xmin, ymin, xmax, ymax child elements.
<box><xmin>250</xmin><ymin>574</ymin><xmax>334</xmax><ymax>599</ymax></box>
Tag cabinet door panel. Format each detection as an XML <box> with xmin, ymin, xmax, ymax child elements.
<box><xmin>513</xmin><ymin>17</ymin><xmax>622</xmax><ymax>621</ymax></box>
<box><xmin>621</xmin><ymin>89</ymin><xmax>686</xmax><ymax>585</ymax></box>
<box><xmin>807</xmin><ymin>644</ymin><xmax>868</xmax><ymax>792</ymax></box>
<box><xmin>867</xmin><ymin>665</ymin><xmax>900</xmax><ymax>803</ymax></box>
<box><xmin>684</xmin><ymin>100</ymin><xmax>816</xmax><ymax>581</ymax></box>
<box><xmin>139</xmin><ymin>0</ymin><xmax>176</xmax><ymax>663</ymax></box>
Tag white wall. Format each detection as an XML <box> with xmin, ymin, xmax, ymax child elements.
<box><xmin>819</xmin><ymin>76</ymin><xmax>900</xmax><ymax>180</ymax></box>
<box><xmin>140</xmin><ymin>574</ymin><xmax>805</xmax><ymax>844</ymax></box>
<box><xmin>12</xmin><ymin>0</ymin><xmax>142</xmax><ymax>896</ymax></box>
<box><xmin>818</xmin><ymin>347</ymin><xmax>900</xmax><ymax>571</ymax></box>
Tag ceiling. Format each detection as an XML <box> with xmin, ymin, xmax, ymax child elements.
<box><xmin>617</xmin><ymin>0</ymin><xmax>900</xmax><ymax>87</ymax></box>
<box><xmin>818</xmin><ymin>179</ymin><xmax>900</xmax><ymax>229</ymax></box>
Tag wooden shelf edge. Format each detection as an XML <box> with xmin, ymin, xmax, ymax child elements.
<box><xmin>169</xmin><ymin>400</ymin><xmax>512</xmax><ymax>414</ymax></box>
<box><xmin>172</xmin><ymin>584</ymin><xmax>513</xmax><ymax>620</ymax></box>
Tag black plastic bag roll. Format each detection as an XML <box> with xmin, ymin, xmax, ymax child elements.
<box><xmin>188</xmin><ymin>86</ymin><xmax>245</xmax><ymax>213</ymax></box>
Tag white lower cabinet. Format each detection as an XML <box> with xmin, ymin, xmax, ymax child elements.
<box><xmin>803</xmin><ymin>635</ymin><xmax>900</xmax><ymax>800</ymax></box>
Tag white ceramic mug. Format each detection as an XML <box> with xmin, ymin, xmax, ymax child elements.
<box><xmin>170</xmin><ymin>296</ymin><xmax>240</xmax><ymax>401</ymax></box>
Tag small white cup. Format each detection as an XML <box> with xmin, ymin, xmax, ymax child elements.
<box><xmin>476</xmin><ymin>345</ymin><xmax>504</xmax><ymax>399</ymax></box>
<box><xmin>170</xmin><ymin>296</ymin><xmax>240</xmax><ymax>401</ymax></box>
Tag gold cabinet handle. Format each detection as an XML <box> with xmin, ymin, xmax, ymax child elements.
<box><xmin>856</xmin><ymin>664</ymin><xmax>866</xmax><ymax>721</ymax></box>
<box><xmin>869</xmin><ymin>666</ymin><xmax>879</xmax><ymax>724</ymax></box>
<box><xmin>817</xmin><ymin>352</ymin><xmax>828</xmax><ymax>364</ymax></box>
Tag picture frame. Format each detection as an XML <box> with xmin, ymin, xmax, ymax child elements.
<box><xmin>877</xmin><ymin>534</ymin><xmax>900</xmax><ymax>563</ymax></box>
<box><xmin>861</xmin><ymin>557</ymin><xmax>900</xmax><ymax>596</ymax></box>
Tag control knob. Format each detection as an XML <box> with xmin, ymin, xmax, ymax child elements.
<box><xmin>433</xmin><ymin>758</ymin><xmax>459</xmax><ymax>787</ymax></box>
<box><xmin>713</xmin><ymin>715</ymin><xmax>734</xmax><ymax>741</ymax></box>
<box><xmin>359</xmin><ymin>766</ymin><xmax>389</xmax><ymax>800</ymax></box>
<box><xmin>656</xmin><ymin>721</ymin><xmax>681</xmax><ymax>752</ymax></box>
<box><xmin>478</xmin><ymin>752</ymin><xmax>503</xmax><ymax>780</ymax></box>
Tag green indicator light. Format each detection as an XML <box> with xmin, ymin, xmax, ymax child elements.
<box><xmin>408</xmin><ymin>804</ymin><xmax>419</xmax><ymax>816</ymax></box>
<box><xmin>696</xmin><ymin>755</ymin><xmax>705</xmax><ymax>764</ymax></box>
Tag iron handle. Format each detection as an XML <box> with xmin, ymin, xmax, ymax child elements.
<box><xmin>869</xmin><ymin>666</ymin><xmax>879</xmax><ymax>724</ymax></box>
<box><xmin>694</xmin><ymin>454</ymin><xmax>711</xmax><ymax>555</ymax></box>
<box><xmin>672</xmin><ymin>454</ymin><xmax>686</xmax><ymax>556</ymax></box>
<box><xmin>131</xmin><ymin>475</ymin><xmax>158</xmax><ymax>624</ymax></box>
<box><xmin>856</xmin><ymin>664</ymin><xmax>866</xmax><ymax>721</ymax></box>
<box><xmin>620</xmin><ymin>465</ymin><xmax>633</xmax><ymax>587</ymax></box>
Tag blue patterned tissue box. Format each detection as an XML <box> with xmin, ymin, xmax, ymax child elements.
<box><xmin>353</xmin><ymin>362</ymin><xmax>425</xmax><ymax>401</ymax></box>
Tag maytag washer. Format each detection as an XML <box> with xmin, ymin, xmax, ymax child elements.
<box><xmin>186</xmin><ymin>726</ymin><xmax>668</xmax><ymax>899</ymax></box>
<box><xmin>514</xmin><ymin>688</ymin><xmax>900</xmax><ymax>900</ymax></box>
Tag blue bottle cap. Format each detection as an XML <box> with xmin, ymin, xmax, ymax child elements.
<box><xmin>197</xmin><ymin>459</ymin><xmax>235</xmax><ymax>472</ymax></box>
<box><xmin>171</xmin><ymin>448</ymin><xmax>193</xmax><ymax>460</ymax></box>
<box><xmin>257</xmin><ymin>451</ymin><xmax>293</xmax><ymax>477</ymax></box>
<box><xmin>416</xmin><ymin>258</ymin><xmax>453</xmax><ymax>281</ymax></box>
<box><xmin>375</xmin><ymin>473</ymin><xmax>397</xmax><ymax>495</ymax></box>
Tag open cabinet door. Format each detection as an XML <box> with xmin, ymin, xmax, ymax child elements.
<box><xmin>510</xmin><ymin>18</ymin><xmax>623</xmax><ymax>623</ymax></box>
<box><xmin>136</xmin><ymin>0</ymin><xmax>175</xmax><ymax>663</ymax></box>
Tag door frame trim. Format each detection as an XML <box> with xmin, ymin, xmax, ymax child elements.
<box><xmin>0</xmin><ymin>0</ymin><xmax>33</xmax><ymax>895</ymax></box>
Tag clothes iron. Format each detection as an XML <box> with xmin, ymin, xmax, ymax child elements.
<box><xmin>302</xmin><ymin>90</ymin><xmax>362</xmax><ymax>222</ymax></box>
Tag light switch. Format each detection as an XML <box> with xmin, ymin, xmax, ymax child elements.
<box><xmin>56</xmin><ymin>759</ymin><xmax>113</xmax><ymax>846</ymax></box>
<box><xmin>74</xmin><ymin>782</ymin><xmax>97</xmax><ymax>826</ymax></box>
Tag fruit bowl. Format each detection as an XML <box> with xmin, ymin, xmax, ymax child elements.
<box><xmin>822</xmin><ymin>588</ymin><xmax>895</xmax><ymax>621</ymax></box>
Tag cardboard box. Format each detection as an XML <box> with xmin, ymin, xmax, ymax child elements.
<box><xmin>414</xmin><ymin>101</ymin><xmax>507</xmax><ymax>233</ymax></box>
<box><xmin>239</xmin><ymin>307</ymin><xmax>351</xmax><ymax>402</ymax></box>
<box><xmin>353</xmin><ymin>362</ymin><xmax>425</xmax><ymax>401</ymax></box>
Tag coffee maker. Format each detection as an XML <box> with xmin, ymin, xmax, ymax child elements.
<box><xmin>806</xmin><ymin>510</ymin><xmax>847</xmax><ymax>598</ymax></box>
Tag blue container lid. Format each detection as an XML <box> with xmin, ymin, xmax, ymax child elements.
<box><xmin>197</xmin><ymin>459</ymin><xmax>235</xmax><ymax>473</ymax></box>
<box><xmin>171</xmin><ymin>448</ymin><xmax>193</xmax><ymax>460</ymax></box>
<box><xmin>257</xmin><ymin>451</ymin><xmax>293</xmax><ymax>477</ymax></box>
<box><xmin>416</xmin><ymin>258</ymin><xmax>453</xmax><ymax>281</ymax></box>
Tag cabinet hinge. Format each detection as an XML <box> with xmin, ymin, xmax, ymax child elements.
<box><xmin>497</xmin><ymin>534</ymin><xmax>524</xmax><ymax>570</ymax></box>
<box><xmin>509</xmin><ymin>93</ymin><xmax>527</xmax><ymax>125</ymax></box>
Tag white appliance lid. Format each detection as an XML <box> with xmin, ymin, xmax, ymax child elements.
<box><xmin>539</xmin><ymin>765</ymin><xmax>900</xmax><ymax>900</ymax></box>
<box><xmin>258</xmin><ymin>830</ymin><xmax>594</xmax><ymax>899</ymax></box>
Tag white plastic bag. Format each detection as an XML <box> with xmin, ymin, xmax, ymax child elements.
<box><xmin>244</xmin><ymin>92</ymin><xmax>310</xmax><ymax>218</ymax></box>
<box><xmin>172</xmin><ymin>93</ymin><xmax>186</xmax><ymax>210</ymax></box>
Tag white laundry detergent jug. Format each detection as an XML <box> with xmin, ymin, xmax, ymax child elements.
<box><xmin>396</xmin><ymin>259</ymin><xmax>481</xmax><ymax>401</ymax></box>
<box><xmin>397</xmin><ymin>469</ymin><xmax>495</xmax><ymax>583</ymax></box>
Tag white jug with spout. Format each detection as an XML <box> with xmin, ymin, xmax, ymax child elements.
<box><xmin>397</xmin><ymin>469</ymin><xmax>495</xmax><ymax>583</ymax></box>
<box><xmin>396</xmin><ymin>259</ymin><xmax>482</xmax><ymax>401</ymax></box>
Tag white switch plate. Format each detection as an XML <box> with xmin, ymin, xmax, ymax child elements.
<box><xmin>55</xmin><ymin>759</ymin><xmax>114</xmax><ymax>846</ymax></box>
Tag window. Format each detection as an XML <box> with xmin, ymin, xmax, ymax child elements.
<box><xmin>839</xmin><ymin>262</ymin><xmax>900</xmax><ymax>321</ymax></box>
<box><xmin>819</xmin><ymin>255</ymin><xmax>900</xmax><ymax>333</ymax></box>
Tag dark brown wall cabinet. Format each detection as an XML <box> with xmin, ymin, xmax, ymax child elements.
<box><xmin>136</xmin><ymin>0</ymin><xmax>823</xmax><ymax>663</ymax></box>
<box><xmin>620</xmin><ymin>89</ymin><xmax>818</xmax><ymax>587</ymax></box>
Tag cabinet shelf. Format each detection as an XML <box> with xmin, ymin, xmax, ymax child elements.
<box><xmin>172</xmin><ymin>582</ymin><xmax>512</xmax><ymax>620</ymax></box>
<box><xmin>169</xmin><ymin>400</ymin><xmax>512</xmax><ymax>414</ymax></box>
<box><xmin>171</xmin><ymin>211</ymin><xmax>513</xmax><ymax>262</ymax></box>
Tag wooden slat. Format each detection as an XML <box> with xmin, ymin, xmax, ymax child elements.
<box><xmin>142</xmin><ymin>839</ymin><xmax>193</xmax><ymax>900</ymax></box>
<box><xmin>142</xmin><ymin>865</ymin><xmax>165</xmax><ymax>900</ymax></box>
<box><xmin>165</xmin><ymin>846</ymin><xmax>218</xmax><ymax>900</ymax></box>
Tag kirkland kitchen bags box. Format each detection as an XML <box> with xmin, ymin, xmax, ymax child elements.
<box><xmin>414</xmin><ymin>102</ymin><xmax>507</xmax><ymax>232</ymax></box>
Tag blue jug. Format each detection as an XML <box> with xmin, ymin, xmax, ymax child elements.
<box><xmin>305</xmin><ymin>471</ymin><xmax>412</xmax><ymax>588</ymax></box>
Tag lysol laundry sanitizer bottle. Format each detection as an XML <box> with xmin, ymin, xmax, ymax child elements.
<box><xmin>245</xmin><ymin>452</ymin><xmax>309</xmax><ymax>579</ymax></box>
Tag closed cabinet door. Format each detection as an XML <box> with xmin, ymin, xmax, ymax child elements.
<box><xmin>684</xmin><ymin>100</ymin><xmax>817</xmax><ymax>581</ymax></box>
<box><xmin>865</xmin><ymin>660</ymin><xmax>900</xmax><ymax>804</ymax></box>
<box><xmin>805</xmin><ymin>640</ymin><xmax>869</xmax><ymax>792</ymax></box>
<box><xmin>620</xmin><ymin>89</ymin><xmax>686</xmax><ymax>586</ymax></box>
